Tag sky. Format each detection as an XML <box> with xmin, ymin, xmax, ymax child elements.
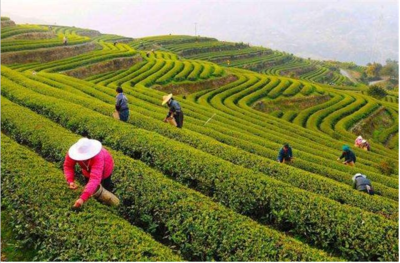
<box><xmin>2</xmin><ymin>0</ymin><xmax>399</xmax><ymax>65</ymax></box>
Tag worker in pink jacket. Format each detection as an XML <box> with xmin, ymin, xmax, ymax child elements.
<box><xmin>64</xmin><ymin>138</ymin><xmax>114</xmax><ymax>208</ymax></box>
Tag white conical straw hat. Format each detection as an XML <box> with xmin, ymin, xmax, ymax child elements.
<box><xmin>68</xmin><ymin>138</ymin><xmax>102</xmax><ymax>161</ymax></box>
<box><xmin>162</xmin><ymin>93</ymin><xmax>173</xmax><ymax>105</ymax></box>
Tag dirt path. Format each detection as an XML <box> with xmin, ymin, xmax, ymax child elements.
<box><xmin>339</xmin><ymin>68</ymin><xmax>357</xmax><ymax>83</ymax></box>
<box><xmin>368</xmin><ymin>77</ymin><xmax>389</xmax><ymax>86</ymax></box>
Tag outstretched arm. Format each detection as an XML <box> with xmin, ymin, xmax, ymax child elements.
<box><xmin>64</xmin><ymin>154</ymin><xmax>76</xmax><ymax>184</ymax></box>
<box><xmin>80</xmin><ymin>156</ymin><xmax>104</xmax><ymax>202</ymax></box>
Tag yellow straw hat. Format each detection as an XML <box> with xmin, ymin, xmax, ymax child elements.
<box><xmin>162</xmin><ymin>94</ymin><xmax>173</xmax><ymax>105</ymax></box>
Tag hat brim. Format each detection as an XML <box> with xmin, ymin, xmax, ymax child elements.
<box><xmin>68</xmin><ymin>139</ymin><xmax>102</xmax><ymax>161</ymax></box>
<box><xmin>162</xmin><ymin>94</ymin><xmax>173</xmax><ymax>105</ymax></box>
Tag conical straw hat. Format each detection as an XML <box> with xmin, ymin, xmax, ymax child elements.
<box><xmin>162</xmin><ymin>93</ymin><xmax>173</xmax><ymax>105</ymax></box>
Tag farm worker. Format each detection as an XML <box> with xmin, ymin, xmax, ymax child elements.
<box><xmin>64</xmin><ymin>138</ymin><xmax>114</xmax><ymax>208</ymax></box>
<box><xmin>337</xmin><ymin>145</ymin><xmax>356</xmax><ymax>166</ymax></box>
<box><xmin>352</xmin><ymin>173</ymin><xmax>374</xmax><ymax>195</ymax></box>
<box><xmin>354</xmin><ymin>135</ymin><xmax>363</xmax><ymax>148</ymax></box>
<box><xmin>146</xmin><ymin>51</ymin><xmax>150</xmax><ymax>58</ymax></box>
<box><xmin>277</xmin><ymin>143</ymin><xmax>293</xmax><ymax>163</ymax></box>
<box><xmin>63</xmin><ymin>36</ymin><xmax>68</xmax><ymax>45</ymax></box>
<box><xmin>362</xmin><ymin>139</ymin><xmax>371</xmax><ymax>151</ymax></box>
<box><xmin>162</xmin><ymin>93</ymin><xmax>184</xmax><ymax>128</ymax></box>
<box><xmin>115</xmin><ymin>86</ymin><xmax>129</xmax><ymax>122</ymax></box>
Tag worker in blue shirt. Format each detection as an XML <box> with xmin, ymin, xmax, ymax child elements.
<box><xmin>162</xmin><ymin>94</ymin><xmax>184</xmax><ymax>128</ymax></box>
<box><xmin>277</xmin><ymin>143</ymin><xmax>293</xmax><ymax>163</ymax></box>
<box><xmin>115</xmin><ymin>87</ymin><xmax>129</xmax><ymax>122</ymax></box>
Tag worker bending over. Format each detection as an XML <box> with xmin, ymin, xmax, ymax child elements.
<box><xmin>278</xmin><ymin>143</ymin><xmax>293</xmax><ymax>163</ymax></box>
<box><xmin>352</xmin><ymin>173</ymin><xmax>374</xmax><ymax>195</ymax></box>
<box><xmin>337</xmin><ymin>145</ymin><xmax>356</xmax><ymax>166</ymax></box>
<box><xmin>361</xmin><ymin>139</ymin><xmax>370</xmax><ymax>151</ymax></box>
<box><xmin>162</xmin><ymin>93</ymin><xmax>184</xmax><ymax>128</ymax></box>
<box><xmin>64</xmin><ymin>138</ymin><xmax>114</xmax><ymax>208</ymax></box>
<box><xmin>354</xmin><ymin>135</ymin><xmax>363</xmax><ymax>148</ymax></box>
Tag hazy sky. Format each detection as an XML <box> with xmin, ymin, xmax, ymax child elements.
<box><xmin>2</xmin><ymin>0</ymin><xmax>399</xmax><ymax>65</ymax></box>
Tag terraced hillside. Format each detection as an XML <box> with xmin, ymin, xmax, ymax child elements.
<box><xmin>137</xmin><ymin>35</ymin><xmax>355</xmax><ymax>87</ymax></box>
<box><xmin>1</xmin><ymin>18</ymin><xmax>398</xmax><ymax>261</ymax></box>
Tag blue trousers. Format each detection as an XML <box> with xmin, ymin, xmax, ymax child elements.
<box><xmin>119</xmin><ymin>109</ymin><xmax>129</xmax><ymax>122</ymax></box>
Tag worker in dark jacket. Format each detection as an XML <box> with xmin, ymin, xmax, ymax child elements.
<box><xmin>162</xmin><ymin>93</ymin><xmax>184</xmax><ymax>128</ymax></box>
<box><xmin>115</xmin><ymin>87</ymin><xmax>129</xmax><ymax>122</ymax></box>
<box><xmin>352</xmin><ymin>173</ymin><xmax>374</xmax><ymax>195</ymax></box>
<box><xmin>277</xmin><ymin>143</ymin><xmax>293</xmax><ymax>163</ymax></box>
<box><xmin>337</xmin><ymin>145</ymin><xmax>356</xmax><ymax>166</ymax></box>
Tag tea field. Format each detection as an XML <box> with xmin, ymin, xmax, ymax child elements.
<box><xmin>1</xmin><ymin>17</ymin><xmax>398</xmax><ymax>261</ymax></box>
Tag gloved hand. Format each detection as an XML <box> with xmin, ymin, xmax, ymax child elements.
<box><xmin>73</xmin><ymin>198</ymin><xmax>84</xmax><ymax>208</ymax></box>
<box><xmin>69</xmin><ymin>182</ymin><xmax>78</xmax><ymax>190</ymax></box>
<box><xmin>163</xmin><ymin>118</ymin><xmax>168</xmax><ymax>123</ymax></box>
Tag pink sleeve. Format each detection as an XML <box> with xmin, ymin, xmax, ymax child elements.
<box><xmin>63</xmin><ymin>154</ymin><xmax>76</xmax><ymax>184</ymax></box>
<box><xmin>80</xmin><ymin>154</ymin><xmax>104</xmax><ymax>202</ymax></box>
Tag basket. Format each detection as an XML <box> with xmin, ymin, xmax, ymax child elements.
<box><xmin>113</xmin><ymin>111</ymin><xmax>120</xmax><ymax>120</ymax></box>
<box><xmin>166</xmin><ymin>116</ymin><xmax>177</xmax><ymax>127</ymax></box>
<box><xmin>93</xmin><ymin>185</ymin><xmax>120</xmax><ymax>206</ymax></box>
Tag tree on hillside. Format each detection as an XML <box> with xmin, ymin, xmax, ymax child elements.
<box><xmin>367</xmin><ymin>85</ymin><xmax>388</xmax><ymax>99</ymax></box>
<box><xmin>365</xmin><ymin>62</ymin><xmax>382</xmax><ymax>79</ymax></box>
<box><xmin>360</xmin><ymin>71</ymin><xmax>368</xmax><ymax>83</ymax></box>
<box><xmin>380</xmin><ymin>59</ymin><xmax>399</xmax><ymax>79</ymax></box>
